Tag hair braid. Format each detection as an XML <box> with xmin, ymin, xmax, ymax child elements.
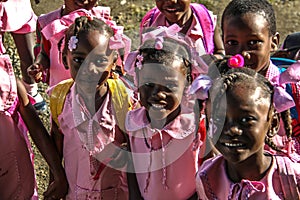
<box><xmin>281</xmin><ymin>109</ymin><xmax>293</xmax><ymax>140</ymax></box>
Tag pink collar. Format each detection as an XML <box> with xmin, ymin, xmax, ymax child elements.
<box><xmin>125</xmin><ymin>106</ymin><xmax>196</xmax><ymax>139</ymax></box>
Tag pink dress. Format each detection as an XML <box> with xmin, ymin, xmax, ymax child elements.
<box><xmin>140</xmin><ymin>4</ymin><xmax>217</xmax><ymax>55</ymax></box>
<box><xmin>125</xmin><ymin>102</ymin><xmax>205</xmax><ymax>199</ymax></box>
<box><xmin>0</xmin><ymin>54</ymin><xmax>37</xmax><ymax>199</ymax></box>
<box><xmin>196</xmin><ymin>154</ymin><xmax>300</xmax><ymax>200</ymax></box>
<box><xmin>37</xmin><ymin>6</ymin><xmax>111</xmax><ymax>88</ymax></box>
<box><xmin>58</xmin><ymin>84</ymin><xmax>128</xmax><ymax>200</ymax></box>
<box><xmin>0</xmin><ymin>0</ymin><xmax>36</xmax><ymax>54</ymax></box>
<box><xmin>264</xmin><ymin>61</ymin><xmax>300</xmax><ymax>162</ymax></box>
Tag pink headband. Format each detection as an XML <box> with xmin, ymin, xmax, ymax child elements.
<box><xmin>124</xmin><ymin>24</ymin><xmax>208</xmax><ymax>79</ymax></box>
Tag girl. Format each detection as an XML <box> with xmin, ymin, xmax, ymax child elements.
<box><xmin>220</xmin><ymin>0</ymin><xmax>300</xmax><ymax>162</ymax></box>
<box><xmin>140</xmin><ymin>0</ymin><xmax>225</xmax><ymax>58</ymax></box>
<box><xmin>196</xmin><ymin>67</ymin><xmax>300</xmax><ymax>199</ymax></box>
<box><xmin>27</xmin><ymin>0</ymin><xmax>113</xmax><ymax>89</ymax></box>
<box><xmin>50</xmin><ymin>16</ymin><xmax>131</xmax><ymax>199</ymax></box>
<box><xmin>124</xmin><ymin>25</ymin><xmax>210</xmax><ymax>200</ymax></box>
<box><xmin>0</xmin><ymin>0</ymin><xmax>46</xmax><ymax>111</ymax></box>
<box><xmin>0</xmin><ymin>53</ymin><xmax>68</xmax><ymax>199</ymax></box>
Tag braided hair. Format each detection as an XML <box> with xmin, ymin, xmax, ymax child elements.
<box><xmin>209</xmin><ymin>67</ymin><xmax>292</xmax><ymax>152</ymax></box>
<box><xmin>61</xmin><ymin>16</ymin><xmax>114</xmax><ymax>55</ymax></box>
<box><xmin>138</xmin><ymin>37</ymin><xmax>193</xmax><ymax>84</ymax></box>
<box><xmin>221</xmin><ymin>0</ymin><xmax>276</xmax><ymax>36</ymax></box>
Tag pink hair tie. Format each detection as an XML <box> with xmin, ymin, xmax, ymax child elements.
<box><xmin>270</xmin><ymin>61</ymin><xmax>300</xmax><ymax>112</ymax></box>
<box><xmin>68</xmin><ymin>36</ymin><xmax>78</xmax><ymax>52</ymax></box>
<box><xmin>228</xmin><ymin>54</ymin><xmax>244</xmax><ymax>68</ymax></box>
<box><xmin>155</xmin><ymin>37</ymin><xmax>164</xmax><ymax>50</ymax></box>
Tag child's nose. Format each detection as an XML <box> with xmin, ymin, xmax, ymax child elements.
<box><xmin>224</xmin><ymin>124</ymin><xmax>242</xmax><ymax>136</ymax></box>
<box><xmin>151</xmin><ymin>85</ymin><xmax>167</xmax><ymax>99</ymax></box>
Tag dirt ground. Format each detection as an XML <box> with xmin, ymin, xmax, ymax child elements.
<box><xmin>26</xmin><ymin>0</ymin><xmax>300</xmax><ymax>198</ymax></box>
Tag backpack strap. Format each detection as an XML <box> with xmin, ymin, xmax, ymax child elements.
<box><xmin>275</xmin><ymin>155</ymin><xmax>300</xmax><ymax>200</ymax></box>
<box><xmin>50</xmin><ymin>78</ymin><xmax>131</xmax><ymax>130</ymax></box>
<box><xmin>107</xmin><ymin>78</ymin><xmax>132</xmax><ymax>132</ymax></box>
<box><xmin>49</xmin><ymin>78</ymin><xmax>74</xmax><ymax>126</ymax></box>
<box><xmin>140</xmin><ymin>7</ymin><xmax>158</xmax><ymax>35</ymax></box>
<box><xmin>190</xmin><ymin>3</ymin><xmax>215</xmax><ymax>54</ymax></box>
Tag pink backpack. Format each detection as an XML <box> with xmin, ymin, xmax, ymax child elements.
<box><xmin>140</xmin><ymin>3</ymin><xmax>215</xmax><ymax>54</ymax></box>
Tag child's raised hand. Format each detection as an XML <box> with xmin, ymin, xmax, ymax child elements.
<box><xmin>27</xmin><ymin>63</ymin><xmax>44</xmax><ymax>82</ymax></box>
<box><xmin>43</xmin><ymin>175</ymin><xmax>68</xmax><ymax>200</ymax></box>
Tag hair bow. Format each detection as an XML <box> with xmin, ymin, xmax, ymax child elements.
<box><xmin>188</xmin><ymin>75</ymin><xmax>212</xmax><ymax>100</ymax></box>
<box><xmin>124</xmin><ymin>24</ymin><xmax>208</xmax><ymax>84</ymax></box>
<box><xmin>271</xmin><ymin>61</ymin><xmax>300</xmax><ymax>112</ymax></box>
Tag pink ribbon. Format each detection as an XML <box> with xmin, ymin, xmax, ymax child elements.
<box><xmin>270</xmin><ymin>61</ymin><xmax>300</xmax><ymax>112</ymax></box>
<box><xmin>188</xmin><ymin>75</ymin><xmax>212</xmax><ymax>100</ymax></box>
<box><xmin>124</xmin><ymin>24</ymin><xmax>208</xmax><ymax>83</ymax></box>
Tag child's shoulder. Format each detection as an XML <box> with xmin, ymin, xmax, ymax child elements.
<box><xmin>37</xmin><ymin>7</ymin><xmax>63</xmax><ymax>29</ymax></box>
<box><xmin>273</xmin><ymin>155</ymin><xmax>300</xmax><ymax>199</ymax></box>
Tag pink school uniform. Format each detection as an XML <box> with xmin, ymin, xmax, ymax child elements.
<box><xmin>0</xmin><ymin>0</ymin><xmax>36</xmax><ymax>53</ymax></box>
<box><xmin>196</xmin><ymin>154</ymin><xmax>300</xmax><ymax>200</ymax></box>
<box><xmin>140</xmin><ymin>3</ymin><xmax>217</xmax><ymax>55</ymax></box>
<box><xmin>57</xmin><ymin>83</ymin><xmax>128</xmax><ymax>200</ymax></box>
<box><xmin>36</xmin><ymin>6</ymin><xmax>111</xmax><ymax>88</ymax></box>
<box><xmin>264</xmin><ymin>61</ymin><xmax>300</xmax><ymax>162</ymax></box>
<box><xmin>125</xmin><ymin>95</ymin><xmax>206</xmax><ymax>200</ymax></box>
<box><xmin>0</xmin><ymin>54</ymin><xmax>37</xmax><ymax>199</ymax></box>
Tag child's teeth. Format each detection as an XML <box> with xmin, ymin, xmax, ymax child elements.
<box><xmin>152</xmin><ymin>104</ymin><xmax>164</xmax><ymax>109</ymax></box>
<box><xmin>224</xmin><ymin>143</ymin><xmax>243</xmax><ymax>147</ymax></box>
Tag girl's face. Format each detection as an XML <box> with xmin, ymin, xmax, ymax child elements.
<box><xmin>156</xmin><ymin>0</ymin><xmax>191</xmax><ymax>24</ymax></box>
<box><xmin>65</xmin><ymin>30</ymin><xmax>114</xmax><ymax>94</ymax></box>
<box><xmin>138</xmin><ymin>59</ymin><xmax>187</xmax><ymax>127</ymax></box>
<box><xmin>207</xmin><ymin>84</ymin><xmax>275</xmax><ymax>164</ymax></box>
<box><xmin>64</xmin><ymin>0</ymin><xmax>97</xmax><ymax>14</ymax></box>
<box><xmin>223</xmin><ymin>13</ymin><xmax>279</xmax><ymax>75</ymax></box>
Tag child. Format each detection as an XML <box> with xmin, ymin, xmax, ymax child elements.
<box><xmin>221</xmin><ymin>0</ymin><xmax>300</xmax><ymax>161</ymax></box>
<box><xmin>124</xmin><ymin>25</ymin><xmax>210</xmax><ymax>200</ymax></box>
<box><xmin>0</xmin><ymin>54</ymin><xmax>68</xmax><ymax>199</ymax></box>
<box><xmin>0</xmin><ymin>0</ymin><xmax>46</xmax><ymax>111</ymax></box>
<box><xmin>27</xmin><ymin>0</ymin><xmax>112</xmax><ymax>90</ymax></box>
<box><xmin>196</xmin><ymin>67</ymin><xmax>300</xmax><ymax>199</ymax></box>
<box><xmin>50</xmin><ymin>16</ymin><xmax>131</xmax><ymax>199</ymax></box>
<box><xmin>140</xmin><ymin>0</ymin><xmax>225</xmax><ymax>58</ymax></box>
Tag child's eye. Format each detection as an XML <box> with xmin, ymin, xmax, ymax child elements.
<box><xmin>240</xmin><ymin>116</ymin><xmax>256</xmax><ymax>125</ymax></box>
<box><xmin>73</xmin><ymin>57</ymin><xmax>84</xmax><ymax>64</ymax></box>
<box><xmin>94</xmin><ymin>57</ymin><xmax>109</xmax><ymax>66</ymax></box>
<box><xmin>248</xmin><ymin>40</ymin><xmax>261</xmax><ymax>46</ymax></box>
<box><xmin>225</xmin><ymin>40</ymin><xmax>238</xmax><ymax>46</ymax></box>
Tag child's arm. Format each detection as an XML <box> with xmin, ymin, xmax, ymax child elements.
<box><xmin>16</xmin><ymin>79</ymin><xmax>68</xmax><ymax>199</ymax></box>
<box><xmin>213</xmin><ymin>26</ymin><xmax>225</xmax><ymax>59</ymax></box>
<box><xmin>28</xmin><ymin>25</ymin><xmax>51</xmax><ymax>83</ymax></box>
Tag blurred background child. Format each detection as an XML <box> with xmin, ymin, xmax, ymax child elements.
<box><xmin>0</xmin><ymin>0</ymin><xmax>46</xmax><ymax>112</ymax></box>
<box><xmin>28</xmin><ymin>0</ymin><xmax>111</xmax><ymax>91</ymax></box>
<box><xmin>140</xmin><ymin>0</ymin><xmax>225</xmax><ymax>58</ymax></box>
<box><xmin>0</xmin><ymin>53</ymin><xmax>67</xmax><ymax>200</ymax></box>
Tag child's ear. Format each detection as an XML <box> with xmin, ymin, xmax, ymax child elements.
<box><xmin>267</xmin><ymin>112</ymin><xmax>280</xmax><ymax>138</ymax></box>
<box><xmin>62</xmin><ymin>54</ymin><xmax>69</xmax><ymax>69</ymax></box>
<box><xmin>271</xmin><ymin>32</ymin><xmax>280</xmax><ymax>52</ymax></box>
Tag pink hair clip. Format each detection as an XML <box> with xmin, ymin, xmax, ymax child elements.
<box><xmin>228</xmin><ymin>54</ymin><xmax>244</xmax><ymax>68</ymax></box>
<box><xmin>68</xmin><ymin>36</ymin><xmax>78</xmax><ymax>52</ymax></box>
<box><xmin>136</xmin><ymin>54</ymin><xmax>144</xmax><ymax>70</ymax></box>
<box><xmin>155</xmin><ymin>37</ymin><xmax>164</xmax><ymax>50</ymax></box>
